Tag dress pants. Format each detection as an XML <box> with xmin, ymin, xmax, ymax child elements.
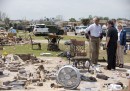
<box><xmin>116</xmin><ymin>41</ymin><xmax>124</xmax><ymax>65</ymax></box>
<box><xmin>89</xmin><ymin>40</ymin><xmax>92</xmax><ymax>60</ymax></box>
<box><xmin>90</xmin><ymin>37</ymin><xmax>100</xmax><ymax>64</ymax></box>
<box><xmin>107</xmin><ymin>43</ymin><xmax>117</xmax><ymax>69</ymax></box>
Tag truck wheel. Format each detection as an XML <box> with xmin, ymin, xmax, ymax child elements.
<box><xmin>34</xmin><ymin>34</ymin><xmax>37</xmax><ymax>36</ymax></box>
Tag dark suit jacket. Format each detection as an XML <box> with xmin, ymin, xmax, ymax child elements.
<box><xmin>119</xmin><ymin>30</ymin><xmax>126</xmax><ymax>46</ymax></box>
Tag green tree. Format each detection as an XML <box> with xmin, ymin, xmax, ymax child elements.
<box><xmin>9</xmin><ymin>23</ymin><xmax>13</xmax><ymax>27</ymax></box>
<box><xmin>4</xmin><ymin>17</ymin><xmax>10</xmax><ymax>26</ymax></box>
<box><xmin>88</xmin><ymin>15</ymin><xmax>93</xmax><ymax>20</ymax></box>
<box><xmin>117</xmin><ymin>18</ymin><xmax>122</xmax><ymax>20</ymax></box>
<box><xmin>104</xmin><ymin>17</ymin><xmax>109</xmax><ymax>20</ymax></box>
<box><xmin>99</xmin><ymin>17</ymin><xmax>104</xmax><ymax>20</ymax></box>
<box><xmin>69</xmin><ymin>18</ymin><xmax>76</xmax><ymax>22</ymax></box>
<box><xmin>14</xmin><ymin>23</ymin><xmax>18</xmax><ymax>29</ymax></box>
<box><xmin>81</xmin><ymin>18</ymin><xmax>90</xmax><ymax>26</ymax></box>
<box><xmin>0</xmin><ymin>11</ymin><xmax>7</xmax><ymax>21</ymax></box>
<box><xmin>39</xmin><ymin>19</ymin><xmax>44</xmax><ymax>24</ymax></box>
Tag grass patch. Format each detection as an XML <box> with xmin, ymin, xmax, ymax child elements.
<box><xmin>17</xmin><ymin>31</ymin><xmax>87</xmax><ymax>41</ymax></box>
<box><xmin>1</xmin><ymin>31</ymin><xmax>129</xmax><ymax>63</ymax></box>
<box><xmin>2</xmin><ymin>43</ymin><xmax>69</xmax><ymax>57</ymax></box>
<box><xmin>2</xmin><ymin>43</ymin><xmax>130</xmax><ymax>63</ymax></box>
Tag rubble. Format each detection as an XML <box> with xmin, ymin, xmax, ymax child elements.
<box><xmin>107</xmin><ymin>83</ymin><xmax>122</xmax><ymax>90</ymax></box>
<box><xmin>36</xmin><ymin>82</ymin><xmax>43</xmax><ymax>86</ymax></box>
<box><xmin>1</xmin><ymin>80</ymin><xmax>27</xmax><ymax>90</ymax></box>
<box><xmin>0</xmin><ymin>59</ymin><xmax>4</xmax><ymax>68</ymax></box>
<box><xmin>9</xmin><ymin>67</ymin><xmax>19</xmax><ymax>72</ymax></box>
<box><xmin>80</xmin><ymin>74</ymin><xmax>97</xmax><ymax>82</ymax></box>
<box><xmin>96</xmin><ymin>74</ymin><xmax>109</xmax><ymax>80</ymax></box>
<box><xmin>0</xmin><ymin>55</ymin><xmax>129</xmax><ymax>91</ymax></box>
<box><xmin>0</xmin><ymin>70</ymin><xmax>3</xmax><ymax>75</ymax></box>
<box><xmin>15</xmin><ymin>54</ymin><xmax>31</xmax><ymax>61</ymax></box>
<box><xmin>50</xmin><ymin>83</ymin><xmax>63</xmax><ymax>88</ymax></box>
<box><xmin>0</xmin><ymin>86</ymin><xmax>12</xmax><ymax>90</ymax></box>
<box><xmin>40</xmin><ymin>53</ymin><xmax>52</xmax><ymax>56</ymax></box>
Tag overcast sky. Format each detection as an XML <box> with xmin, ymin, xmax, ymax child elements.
<box><xmin>0</xmin><ymin>0</ymin><xmax>130</xmax><ymax>20</ymax></box>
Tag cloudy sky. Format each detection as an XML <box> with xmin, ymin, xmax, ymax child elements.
<box><xmin>0</xmin><ymin>0</ymin><xmax>130</xmax><ymax>20</ymax></box>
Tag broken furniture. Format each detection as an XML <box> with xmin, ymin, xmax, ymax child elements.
<box><xmin>70</xmin><ymin>39</ymin><xmax>90</xmax><ymax>69</ymax></box>
<box><xmin>29</xmin><ymin>34</ymin><xmax>41</xmax><ymax>50</ymax></box>
<box><xmin>44</xmin><ymin>34</ymin><xmax>63</xmax><ymax>51</ymax></box>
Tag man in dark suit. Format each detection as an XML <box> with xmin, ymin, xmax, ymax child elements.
<box><xmin>106</xmin><ymin>20</ymin><xmax>118</xmax><ymax>70</ymax></box>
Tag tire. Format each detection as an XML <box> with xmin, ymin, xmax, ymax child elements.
<box><xmin>34</xmin><ymin>34</ymin><xmax>37</xmax><ymax>36</ymax></box>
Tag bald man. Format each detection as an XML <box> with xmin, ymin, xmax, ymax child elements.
<box><xmin>85</xmin><ymin>17</ymin><xmax>102</xmax><ymax>65</ymax></box>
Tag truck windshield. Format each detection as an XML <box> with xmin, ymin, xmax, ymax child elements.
<box><xmin>81</xmin><ymin>27</ymin><xmax>87</xmax><ymax>29</ymax></box>
<box><xmin>36</xmin><ymin>25</ymin><xmax>45</xmax><ymax>28</ymax></box>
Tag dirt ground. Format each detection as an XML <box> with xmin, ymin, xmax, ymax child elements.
<box><xmin>0</xmin><ymin>57</ymin><xmax>130</xmax><ymax>91</ymax></box>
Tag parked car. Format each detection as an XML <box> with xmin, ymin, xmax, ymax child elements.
<box><xmin>64</xmin><ymin>25</ymin><xmax>74</xmax><ymax>32</ymax></box>
<box><xmin>124</xmin><ymin>27</ymin><xmax>130</xmax><ymax>42</ymax></box>
<box><xmin>33</xmin><ymin>24</ymin><xmax>49</xmax><ymax>35</ymax></box>
<box><xmin>26</xmin><ymin>25</ymin><xmax>35</xmax><ymax>33</ymax></box>
<box><xmin>75</xmin><ymin>26</ymin><xmax>87</xmax><ymax>35</ymax></box>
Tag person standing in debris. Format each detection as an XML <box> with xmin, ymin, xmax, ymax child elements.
<box><xmin>106</xmin><ymin>20</ymin><xmax>118</xmax><ymax>70</ymax></box>
<box><xmin>85</xmin><ymin>17</ymin><xmax>102</xmax><ymax>65</ymax></box>
<box><xmin>116</xmin><ymin>24</ymin><xmax>126</xmax><ymax>68</ymax></box>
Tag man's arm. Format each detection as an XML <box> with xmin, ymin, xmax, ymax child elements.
<box><xmin>85</xmin><ymin>31</ymin><xmax>90</xmax><ymax>39</ymax></box>
<box><xmin>106</xmin><ymin>29</ymin><xmax>111</xmax><ymax>48</ymax></box>
<box><xmin>85</xmin><ymin>25</ymin><xmax>92</xmax><ymax>39</ymax></box>
<box><xmin>99</xmin><ymin>26</ymin><xmax>103</xmax><ymax>40</ymax></box>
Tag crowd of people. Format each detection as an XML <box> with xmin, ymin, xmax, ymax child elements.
<box><xmin>85</xmin><ymin>17</ymin><xmax>126</xmax><ymax>70</ymax></box>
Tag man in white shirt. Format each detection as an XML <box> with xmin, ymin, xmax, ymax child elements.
<box><xmin>85</xmin><ymin>17</ymin><xmax>102</xmax><ymax>65</ymax></box>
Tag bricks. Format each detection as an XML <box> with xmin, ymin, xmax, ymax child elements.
<box><xmin>36</xmin><ymin>82</ymin><xmax>43</xmax><ymax>86</ymax></box>
<box><xmin>0</xmin><ymin>70</ymin><xmax>3</xmax><ymax>75</ymax></box>
<box><xmin>9</xmin><ymin>67</ymin><xmax>18</xmax><ymax>72</ymax></box>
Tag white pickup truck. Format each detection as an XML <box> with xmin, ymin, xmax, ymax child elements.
<box><xmin>75</xmin><ymin>26</ymin><xmax>87</xmax><ymax>35</ymax></box>
<box><xmin>33</xmin><ymin>24</ymin><xmax>49</xmax><ymax>35</ymax></box>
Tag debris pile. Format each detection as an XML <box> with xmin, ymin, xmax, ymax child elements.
<box><xmin>0</xmin><ymin>54</ymin><xmax>55</xmax><ymax>90</ymax></box>
<box><xmin>0</xmin><ymin>54</ymin><xmax>129</xmax><ymax>91</ymax></box>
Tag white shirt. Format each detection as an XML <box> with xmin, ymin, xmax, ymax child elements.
<box><xmin>118</xmin><ymin>29</ymin><xmax>122</xmax><ymax>41</ymax></box>
<box><xmin>85</xmin><ymin>23</ymin><xmax>102</xmax><ymax>37</ymax></box>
